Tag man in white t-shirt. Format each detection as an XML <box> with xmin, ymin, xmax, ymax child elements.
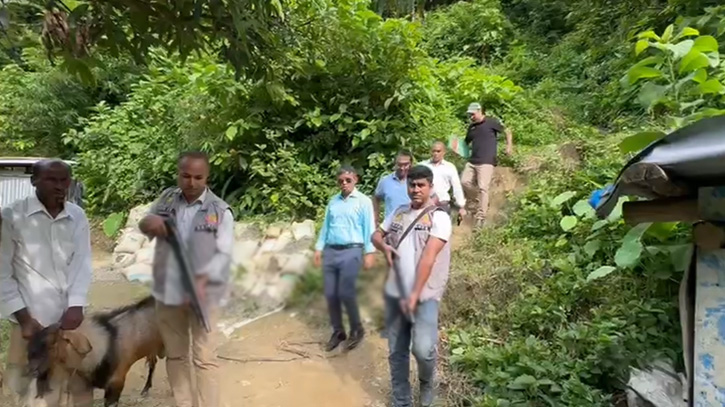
<box><xmin>371</xmin><ymin>165</ymin><xmax>452</xmax><ymax>407</ymax></box>
<box><xmin>422</xmin><ymin>140</ymin><xmax>466</xmax><ymax>217</ymax></box>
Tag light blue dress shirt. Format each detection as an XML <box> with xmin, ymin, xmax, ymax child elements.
<box><xmin>374</xmin><ymin>172</ymin><xmax>410</xmax><ymax>218</ymax></box>
<box><xmin>315</xmin><ymin>188</ymin><xmax>376</xmax><ymax>254</ymax></box>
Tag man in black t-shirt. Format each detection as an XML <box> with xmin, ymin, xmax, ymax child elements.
<box><xmin>461</xmin><ymin>102</ymin><xmax>513</xmax><ymax>228</ymax></box>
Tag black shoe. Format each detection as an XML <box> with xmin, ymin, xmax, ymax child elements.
<box><xmin>325</xmin><ymin>331</ymin><xmax>347</xmax><ymax>352</ymax></box>
<box><xmin>346</xmin><ymin>327</ymin><xmax>365</xmax><ymax>351</ymax></box>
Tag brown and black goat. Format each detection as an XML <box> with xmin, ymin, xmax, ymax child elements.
<box><xmin>27</xmin><ymin>295</ymin><xmax>165</xmax><ymax>407</ymax></box>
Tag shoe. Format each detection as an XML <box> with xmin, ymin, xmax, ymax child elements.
<box><xmin>346</xmin><ymin>327</ymin><xmax>365</xmax><ymax>351</ymax></box>
<box><xmin>325</xmin><ymin>331</ymin><xmax>347</xmax><ymax>352</ymax></box>
<box><xmin>419</xmin><ymin>383</ymin><xmax>436</xmax><ymax>407</ymax></box>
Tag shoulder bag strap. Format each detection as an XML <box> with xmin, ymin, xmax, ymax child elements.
<box><xmin>393</xmin><ymin>204</ymin><xmax>440</xmax><ymax>250</ymax></box>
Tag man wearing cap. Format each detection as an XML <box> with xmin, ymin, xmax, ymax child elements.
<box><xmin>461</xmin><ymin>102</ymin><xmax>513</xmax><ymax>228</ymax></box>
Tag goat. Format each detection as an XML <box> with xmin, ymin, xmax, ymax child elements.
<box><xmin>27</xmin><ymin>295</ymin><xmax>165</xmax><ymax>407</ymax></box>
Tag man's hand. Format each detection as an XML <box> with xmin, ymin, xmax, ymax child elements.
<box><xmin>313</xmin><ymin>251</ymin><xmax>322</xmax><ymax>268</ymax></box>
<box><xmin>406</xmin><ymin>292</ymin><xmax>419</xmax><ymax>316</ymax></box>
<box><xmin>60</xmin><ymin>307</ymin><xmax>84</xmax><ymax>330</ymax></box>
<box><xmin>141</xmin><ymin>214</ymin><xmax>168</xmax><ymax>238</ymax></box>
<box><xmin>20</xmin><ymin>318</ymin><xmax>43</xmax><ymax>340</ymax></box>
<box><xmin>382</xmin><ymin>244</ymin><xmax>398</xmax><ymax>267</ymax></box>
<box><xmin>363</xmin><ymin>253</ymin><xmax>375</xmax><ymax>270</ymax></box>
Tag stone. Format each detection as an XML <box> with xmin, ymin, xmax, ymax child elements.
<box><xmin>265</xmin><ymin>225</ymin><xmax>283</xmax><ymax>239</ymax></box>
<box><xmin>113</xmin><ymin>253</ymin><xmax>136</xmax><ymax>269</ymax></box>
<box><xmin>122</xmin><ymin>263</ymin><xmax>153</xmax><ymax>283</ymax></box>
<box><xmin>273</xmin><ymin>230</ymin><xmax>294</xmax><ymax>252</ymax></box>
<box><xmin>115</xmin><ymin>231</ymin><xmax>147</xmax><ymax>254</ymax></box>
<box><xmin>280</xmin><ymin>252</ymin><xmax>312</xmax><ymax>276</ymax></box>
<box><xmin>231</xmin><ymin>240</ymin><xmax>261</xmax><ymax>269</ymax></box>
<box><xmin>265</xmin><ymin>274</ymin><xmax>299</xmax><ymax>305</ymax></box>
<box><xmin>126</xmin><ymin>203</ymin><xmax>152</xmax><ymax>228</ymax></box>
<box><xmin>291</xmin><ymin>220</ymin><xmax>316</xmax><ymax>241</ymax></box>
<box><xmin>136</xmin><ymin>246</ymin><xmax>155</xmax><ymax>265</ymax></box>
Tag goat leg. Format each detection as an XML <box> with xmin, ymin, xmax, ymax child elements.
<box><xmin>103</xmin><ymin>377</ymin><xmax>126</xmax><ymax>407</ymax></box>
<box><xmin>140</xmin><ymin>355</ymin><xmax>157</xmax><ymax>397</ymax></box>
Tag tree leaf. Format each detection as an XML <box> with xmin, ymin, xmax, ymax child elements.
<box><xmin>225</xmin><ymin>125</ymin><xmax>238</xmax><ymax>141</ymax></box>
<box><xmin>637</xmin><ymin>30</ymin><xmax>660</xmax><ymax>41</ymax></box>
<box><xmin>619</xmin><ymin>131</ymin><xmax>665</xmax><ymax>153</ymax></box>
<box><xmin>560</xmin><ymin>216</ymin><xmax>578</xmax><ymax>232</ymax></box>
<box><xmin>676</xmin><ymin>27</ymin><xmax>700</xmax><ymax>40</ymax></box>
<box><xmin>679</xmin><ymin>50</ymin><xmax>710</xmax><ymax>74</ymax></box>
<box><xmin>584</xmin><ymin>240</ymin><xmax>601</xmax><ymax>257</ymax></box>
<box><xmin>698</xmin><ymin>79</ymin><xmax>724</xmax><ymax>95</ymax></box>
<box><xmin>552</xmin><ymin>191</ymin><xmax>576</xmax><ymax>207</ymax></box>
<box><xmin>638</xmin><ymin>83</ymin><xmax>668</xmax><ymax>110</ymax></box>
<box><xmin>573</xmin><ymin>199</ymin><xmax>595</xmax><ymax>217</ymax></box>
<box><xmin>592</xmin><ymin>219</ymin><xmax>609</xmax><ymax>231</ymax></box>
<box><xmin>693</xmin><ymin>35</ymin><xmax>719</xmax><ymax>53</ymax></box>
<box><xmin>661</xmin><ymin>24</ymin><xmax>674</xmax><ymax>43</ymax></box>
<box><xmin>635</xmin><ymin>40</ymin><xmax>650</xmax><ymax>56</ymax></box>
<box><xmin>508</xmin><ymin>374</ymin><xmax>537</xmax><ymax>390</ymax></box>
<box><xmin>587</xmin><ymin>266</ymin><xmax>616</xmax><ymax>282</ymax></box>
<box><xmin>663</xmin><ymin>39</ymin><xmax>693</xmax><ymax>59</ymax></box>
<box><xmin>102</xmin><ymin>212</ymin><xmax>125</xmax><ymax>238</ymax></box>
<box><xmin>627</xmin><ymin>66</ymin><xmax>663</xmax><ymax>85</ymax></box>
<box><xmin>615</xmin><ymin>240</ymin><xmax>643</xmax><ymax>268</ymax></box>
<box><xmin>693</xmin><ymin>68</ymin><xmax>708</xmax><ymax>84</ymax></box>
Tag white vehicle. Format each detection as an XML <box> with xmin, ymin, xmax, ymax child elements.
<box><xmin>0</xmin><ymin>157</ymin><xmax>84</xmax><ymax>208</ymax></box>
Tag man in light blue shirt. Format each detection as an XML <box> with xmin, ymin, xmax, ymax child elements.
<box><xmin>314</xmin><ymin>165</ymin><xmax>376</xmax><ymax>352</ymax></box>
<box><xmin>373</xmin><ymin>150</ymin><xmax>413</xmax><ymax>222</ymax></box>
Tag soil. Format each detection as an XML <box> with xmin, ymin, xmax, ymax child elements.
<box><xmin>0</xmin><ymin>166</ymin><xmax>523</xmax><ymax>407</ymax></box>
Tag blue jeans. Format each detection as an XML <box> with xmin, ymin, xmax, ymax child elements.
<box><xmin>323</xmin><ymin>247</ymin><xmax>363</xmax><ymax>332</ymax></box>
<box><xmin>385</xmin><ymin>295</ymin><xmax>439</xmax><ymax>407</ymax></box>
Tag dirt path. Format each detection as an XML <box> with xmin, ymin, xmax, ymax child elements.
<box><xmin>1</xmin><ymin>166</ymin><xmax>520</xmax><ymax>407</ymax></box>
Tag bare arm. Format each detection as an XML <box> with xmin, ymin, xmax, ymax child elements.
<box><xmin>373</xmin><ymin>196</ymin><xmax>382</xmax><ymax>226</ymax></box>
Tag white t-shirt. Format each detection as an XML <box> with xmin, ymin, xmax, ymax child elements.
<box><xmin>380</xmin><ymin>207</ymin><xmax>452</xmax><ymax>298</ymax></box>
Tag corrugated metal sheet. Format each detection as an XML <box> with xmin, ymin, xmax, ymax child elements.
<box><xmin>0</xmin><ymin>173</ymin><xmax>34</xmax><ymax>207</ymax></box>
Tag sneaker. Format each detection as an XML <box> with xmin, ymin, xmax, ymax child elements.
<box><xmin>325</xmin><ymin>331</ymin><xmax>347</xmax><ymax>352</ymax></box>
<box><xmin>346</xmin><ymin>327</ymin><xmax>365</xmax><ymax>351</ymax></box>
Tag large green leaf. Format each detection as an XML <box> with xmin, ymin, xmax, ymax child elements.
<box><xmin>587</xmin><ymin>266</ymin><xmax>617</xmax><ymax>282</ymax></box>
<box><xmin>619</xmin><ymin>131</ymin><xmax>665</xmax><ymax>153</ymax></box>
<box><xmin>508</xmin><ymin>374</ymin><xmax>537</xmax><ymax>390</ymax></box>
<box><xmin>638</xmin><ymin>82</ymin><xmax>668</xmax><ymax>110</ymax></box>
<box><xmin>675</xmin><ymin>27</ymin><xmax>700</xmax><ymax>40</ymax></box>
<box><xmin>584</xmin><ymin>240</ymin><xmax>601</xmax><ymax>257</ymax></box>
<box><xmin>560</xmin><ymin>216</ymin><xmax>578</xmax><ymax>232</ymax></box>
<box><xmin>637</xmin><ymin>30</ymin><xmax>660</xmax><ymax>41</ymax></box>
<box><xmin>573</xmin><ymin>199</ymin><xmax>595</xmax><ymax>218</ymax></box>
<box><xmin>627</xmin><ymin>66</ymin><xmax>663</xmax><ymax>85</ymax></box>
<box><xmin>661</xmin><ymin>39</ymin><xmax>693</xmax><ymax>59</ymax></box>
<box><xmin>661</xmin><ymin>24</ymin><xmax>674</xmax><ymax>43</ymax></box>
<box><xmin>679</xmin><ymin>50</ymin><xmax>710</xmax><ymax>74</ymax></box>
<box><xmin>693</xmin><ymin>35</ymin><xmax>719</xmax><ymax>53</ymax></box>
<box><xmin>103</xmin><ymin>212</ymin><xmax>126</xmax><ymax>238</ymax></box>
<box><xmin>615</xmin><ymin>240</ymin><xmax>643</xmax><ymax>269</ymax></box>
<box><xmin>635</xmin><ymin>40</ymin><xmax>650</xmax><ymax>56</ymax></box>
<box><xmin>699</xmin><ymin>79</ymin><xmax>724</xmax><ymax>95</ymax></box>
<box><xmin>551</xmin><ymin>191</ymin><xmax>576</xmax><ymax>207</ymax></box>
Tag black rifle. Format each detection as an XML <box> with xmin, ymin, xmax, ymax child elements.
<box><xmin>163</xmin><ymin>217</ymin><xmax>212</xmax><ymax>333</ymax></box>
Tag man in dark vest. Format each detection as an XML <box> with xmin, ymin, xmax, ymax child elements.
<box><xmin>139</xmin><ymin>151</ymin><xmax>234</xmax><ymax>407</ymax></box>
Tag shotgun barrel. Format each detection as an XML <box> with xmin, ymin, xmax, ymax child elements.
<box><xmin>163</xmin><ymin>217</ymin><xmax>212</xmax><ymax>333</ymax></box>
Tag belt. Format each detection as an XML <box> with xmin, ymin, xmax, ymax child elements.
<box><xmin>326</xmin><ymin>243</ymin><xmax>364</xmax><ymax>250</ymax></box>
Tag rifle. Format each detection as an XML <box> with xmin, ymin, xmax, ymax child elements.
<box><xmin>163</xmin><ymin>217</ymin><xmax>212</xmax><ymax>333</ymax></box>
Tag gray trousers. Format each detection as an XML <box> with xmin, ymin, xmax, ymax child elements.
<box><xmin>322</xmin><ymin>247</ymin><xmax>363</xmax><ymax>332</ymax></box>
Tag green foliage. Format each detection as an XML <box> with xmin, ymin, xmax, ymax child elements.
<box><xmin>64</xmin><ymin>1</ymin><xmax>523</xmax><ymax>218</ymax></box>
<box><xmin>625</xmin><ymin>19</ymin><xmax>725</xmax><ymax>129</ymax></box>
<box><xmin>445</xmin><ymin>135</ymin><xmax>687</xmax><ymax>406</ymax></box>
<box><xmin>102</xmin><ymin>212</ymin><xmax>125</xmax><ymax>238</ymax></box>
<box><xmin>422</xmin><ymin>0</ymin><xmax>512</xmax><ymax>64</ymax></box>
<box><xmin>0</xmin><ymin>51</ymin><xmax>140</xmax><ymax>155</ymax></box>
